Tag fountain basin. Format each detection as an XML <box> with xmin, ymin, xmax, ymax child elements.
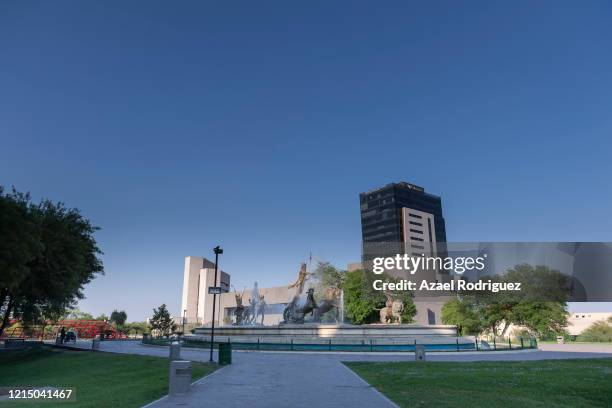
<box><xmin>192</xmin><ymin>323</ymin><xmax>463</xmax><ymax>344</ymax></box>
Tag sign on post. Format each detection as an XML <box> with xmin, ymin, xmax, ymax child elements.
<box><xmin>208</xmin><ymin>286</ymin><xmax>222</xmax><ymax>295</ymax></box>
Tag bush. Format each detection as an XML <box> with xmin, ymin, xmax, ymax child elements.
<box><xmin>577</xmin><ymin>321</ymin><xmax>612</xmax><ymax>342</ymax></box>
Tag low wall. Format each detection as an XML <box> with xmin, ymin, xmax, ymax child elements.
<box><xmin>192</xmin><ymin>323</ymin><xmax>461</xmax><ymax>344</ymax></box>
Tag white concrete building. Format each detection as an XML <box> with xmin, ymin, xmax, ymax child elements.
<box><xmin>567</xmin><ymin>312</ymin><xmax>612</xmax><ymax>336</ymax></box>
<box><xmin>181</xmin><ymin>256</ymin><xmax>230</xmax><ymax>324</ymax></box>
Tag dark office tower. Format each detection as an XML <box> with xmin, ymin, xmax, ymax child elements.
<box><xmin>359</xmin><ymin>182</ymin><xmax>446</xmax><ymax>260</ymax></box>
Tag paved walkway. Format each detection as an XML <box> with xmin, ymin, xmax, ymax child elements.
<box><xmin>80</xmin><ymin>341</ymin><xmax>612</xmax><ymax>407</ymax></box>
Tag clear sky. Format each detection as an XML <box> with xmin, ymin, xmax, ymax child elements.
<box><xmin>1</xmin><ymin>2</ymin><xmax>611</xmax><ymax>321</ymax></box>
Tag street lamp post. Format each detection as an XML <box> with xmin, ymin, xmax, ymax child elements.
<box><xmin>182</xmin><ymin>309</ymin><xmax>187</xmax><ymax>338</ymax></box>
<box><xmin>209</xmin><ymin>245</ymin><xmax>223</xmax><ymax>362</ymax></box>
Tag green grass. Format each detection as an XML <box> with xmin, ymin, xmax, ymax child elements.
<box><xmin>345</xmin><ymin>358</ymin><xmax>612</xmax><ymax>408</ymax></box>
<box><xmin>0</xmin><ymin>347</ymin><xmax>217</xmax><ymax>407</ymax></box>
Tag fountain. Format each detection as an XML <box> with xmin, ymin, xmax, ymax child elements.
<box><xmin>194</xmin><ymin>262</ymin><xmax>463</xmax><ymax>347</ymax></box>
<box><xmin>234</xmin><ymin>282</ymin><xmax>266</xmax><ymax>326</ymax></box>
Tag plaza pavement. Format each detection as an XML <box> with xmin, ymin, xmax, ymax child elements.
<box><xmin>76</xmin><ymin>341</ymin><xmax>612</xmax><ymax>408</ymax></box>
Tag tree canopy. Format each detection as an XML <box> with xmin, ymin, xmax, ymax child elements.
<box><xmin>441</xmin><ymin>264</ymin><xmax>570</xmax><ymax>337</ymax></box>
<box><xmin>110</xmin><ymin>310</ymin><xmax>128</xmax><ymax>327</ymax></box>
<box><xmin>342</xmin><ymin>268</ymin><xmax>416</xmax><ymax>324</ymax></box>
<box><xmin>0</xmin><ymin>187</ymin><xmax>103</xmax><ymax>336</ymax></box>
<box><xmin>64</xmin><ymin>308</ymin><xmax>95</xmax><ymax>320</ymax></box>
<box><xmin>149</xmin><ymin>304</ymin><xmax>174</xmax><ymax>337</ymax></box>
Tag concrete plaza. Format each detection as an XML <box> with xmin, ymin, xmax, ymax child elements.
<box><xmin>76</xmin><ymin>341</ymin><xmax>612</xmax><ymax>408</ymax></box>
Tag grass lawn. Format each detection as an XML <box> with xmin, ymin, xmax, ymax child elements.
<box><xmin>345</xmin><ymin>358</ymin><xmax>612</xmax><ymax>408</ymax></box>
<box><xmin>0</xmin><ymin>347</ymin><xmax>217</xmax><ymax>407</ymax></box>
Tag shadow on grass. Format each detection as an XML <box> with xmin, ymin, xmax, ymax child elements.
<box><xmin>0</xmin><ymin>347</ymin><xmax>217</xmax><ymax>408</ymax></box>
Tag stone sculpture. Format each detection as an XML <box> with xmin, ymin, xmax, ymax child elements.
<box><xmin>283</xmin><ymin>288</ymin><xmax>318</xmax><ymax>324</ymax></box>
<box><xmin>255</xmin><ymin>294</ymin><xmax>266</xmax><ymax>325</ymax></box>
<box><xmin>233</xmin><ymin>289</ymin><xmax>246</xmax><ymax>325</ymax></box>
<box><xmin>313</xmin><ymin>286</ymin><xmax>341</xmax><ymax>322</ymax></box>
<box><xmin>379</xmin><ymin>293</ymin><xmax>404</xmax><ymax>324</ymax></box>
<box><xmin>288</xmin><ymin>262</ymin><xmax>313</xmax><ymax>294</ymax></box>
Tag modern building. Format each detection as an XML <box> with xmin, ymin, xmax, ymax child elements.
<box><xmin>359</xmin><ymin>182</ymin><xmax>446</xmax><ymax>260</ymax></box>
<box><xmin>181</xmin><ymin>256</ymin><xmax>294</xmax><ymax>326</ymax></box>
<box><xmin>181</xmin><ymin>256</ymin><xmax>231</xmax><ymax>324</ymax></box>
<box><xmin>359</xmin><ymin>182</ymin><xmax>450</xmax><ymax>324</ymax></box>
<box><xmin>567</xmin><ymin>312</ymin><xmax>612</xmax><ymax>336</ymax></box>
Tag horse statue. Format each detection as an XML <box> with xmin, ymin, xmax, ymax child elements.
<box><xmin>379</xmin><ymin>293</ymin><xmax>404</xmax><ymax>324</ymax></box>
<box><xmin>313</xmin><ymin>287</ymin><xmax>342</xmax><ymax>322</ymax></box>
<box><xmin>282</xmin><ymin>288</ymin><xmax>318</xmax><ymax>324</ymax></box>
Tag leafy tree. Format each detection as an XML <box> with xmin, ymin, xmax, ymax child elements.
<box><xmin>64</xmin><ymin>308</ymin><xmax>95</xmax><ymax>320</ymax></box>
<box><xmin>442</xmin><ymin>265</ymin><xmax>571</xmax><ymax>337</ymax></box>
<box><xmin>149</xmin><ymin>304</ymin><xmax>175</xmax><ymax>337</ymax></box>
<box><xmin>442</xmin><ymin>298</ymin><xmax>483</xmax><ymax>335</ymax></box>
<box><xmin>0</xmin><ymin>187</ymin><xmax>103</xmax><ymax>337</ymax></box>
<box><xmin>0</xmin><ymin>188</ymin><xmax>41</xmax><ymax>335</ymax></box>
<box><xmin>342</xmin><ymin>269</ymin><xmax>385</xmax><ymax>324</ymax></box>
<box><xmin>577</xmin><ymin>320</ymin><xmax>612</xmax><ymax>342</ymax></box>
<box><xmin>95</xmin><ymin>313</ymin><xmax>109</xmax><ymax>321</ymax></box>
<box><xmin>341</xmin><ymin>269</ymin><xmax>416</xmax><ymax>324</ymax></box>
<box><xmin>313</xmin><ymin>262</ymin><xmax>345</xmax><ymax>289</ymax></box>
<box><xmin>110</xmin><ymin>310</ymin><xmax>127</xmax><ymax>328</ymax></box>
<box><xmin>123</xmin><ymin>321</ymin><xmax>150</xmax><ymax>336</ymax></box>
<box><xmin>396</xmin><ymin>291</ymin><xmax>417</xmax><ymax>324</ymax></box>
<box><xmin>512</xmin><ymin>301</ymin><xmax>567</xmax><ymax>337</ymax></box>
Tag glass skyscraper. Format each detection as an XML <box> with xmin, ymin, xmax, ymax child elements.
<box><xmin>359</xmin><ymin>182</ymin><xmax>446</xmax><ymax>260</ymax></box>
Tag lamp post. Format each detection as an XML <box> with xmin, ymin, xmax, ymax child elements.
<box><xmin>209</xmin><ymin>245</ymin><xmax>223</xmax><ymax>362</ymax></box>
<box><xmin>182</xmin><ymin>309</ymin><xmax>187</xmax><ymax>338</ymax></box>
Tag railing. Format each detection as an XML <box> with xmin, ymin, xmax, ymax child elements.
<box><xmin>142</xmin><ymin>336</ymin><xmax>538</xmax><ymax>352</ymax></box>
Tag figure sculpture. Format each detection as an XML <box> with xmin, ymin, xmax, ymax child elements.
<box><xmin>255</xmin><ymin>294</ymin><xmax>266</xmax><ymax>325</ymax></box>
<box><xmin>288</xmin><ymin>262</ymin><xmax>313</xmax><ymax>294</ymax></box>
<box><xmin>233</xmin><ymin>289</ymin><xmax>246</xmax><ymax>325</ymax></box>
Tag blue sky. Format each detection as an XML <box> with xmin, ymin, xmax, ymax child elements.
<box><xmin>1</xmin><ymin>2</ymin><xmax>611</xmax><ymax>320</ymax></box>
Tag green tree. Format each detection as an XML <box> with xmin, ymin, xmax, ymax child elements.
<box><xmin>577</xmin><ymin>320</ymin><xmax>612</xmax><ymax>342</ymax></box>
<box><xmin>341</xmin><ymin>269</ymin><xmax>416</xmax><ymax>324</ymax></box>
<box><xmin>313</xmin><ymin>262</ymin><xmax>345</xmax><ymax>289</ymax></box>
<box><xmin>443</xmin><ymin>265</ymin><xmax>571</xmax><ymax>337</ymax></box>
<box><xmin>342</xmin><ymin>269</ymin><xmax>385</xmax><ymax>324</ymax></box>
<box><xmin>149</xmin><ymin>304</ymin><xmax>174</xmax><ymax>337</ymax></box>
<box><xmin>110</xmin><ymin>310</ymin><xmax>128</xmax><ymax>329</ymax></box>
<box><xmin>512</xmin><ymin>301</ymin><xmax>568</xmax><ymax>337</ymax></box>
<box><xmin>123</xmin><ymin>321</ymin><xmax>150</xmax><ymax>337</ymax></box>
<box><xmin>0</xmin><ymin>188</ymin><xmax>41</xmax><ymax>335</ymax></box>
<box><xmin>64</xmin><ymin>308</ymin><xmax>95</xmax><ymax>320</ymax></box>
<box><xmin>95</xmin><ymin>313</ymin><xmax>109</xmax><ymax>321</ymax></box>
<box><xmin>441</xmin><ymin>298</ymin><xmax>483</xmax><ymax>335</ymax></box>
<box><xmin>0</xmin><ymin>188</ymin><xmax>103</xmax><ymax>337</ymax></box>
